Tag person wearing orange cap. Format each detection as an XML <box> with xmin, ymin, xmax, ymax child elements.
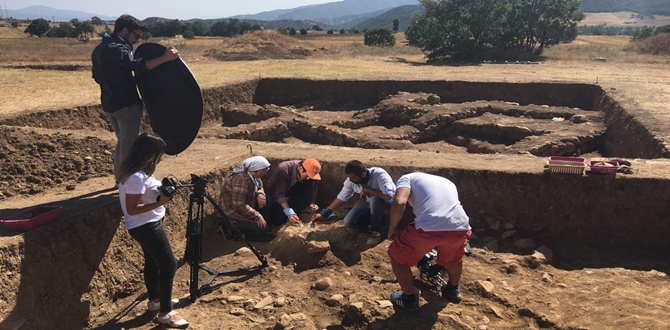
<box><xmin>265</xmin><ymin>158</ymin><xmax>322</xmax><ymax>226</ymax></box>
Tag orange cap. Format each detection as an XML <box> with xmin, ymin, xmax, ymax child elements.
<box><xmin>303</xmin><ymin>158</ymin><xmax>321</xmax><ymax>180</ymax></box>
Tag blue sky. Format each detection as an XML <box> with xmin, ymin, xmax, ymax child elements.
<box><xmin>4</xmin><ymin>0</ymin><xmax>340</xmax><ymax>19</ymax></box>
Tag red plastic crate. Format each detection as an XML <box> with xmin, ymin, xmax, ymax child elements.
<box><xmin>589</xmin><ymin>161</ymin><xmax>619</xmax><ymax>175</ymax></box>
<box><xmin>547</xmin><ymin>156</ymin><xmax>587</xmax><ymax>163</ymax></box>
<box><xmin>547</xmin><ymin>156</ymin><xmax>587</xmax><ymax>175</ymax></box>
<box><xmin>1</xmin><ymin>206</ymin><xmax>62</xmax><ymax>231</ymax></box>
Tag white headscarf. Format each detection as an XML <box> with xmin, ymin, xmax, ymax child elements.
<box><xmin>233</xmin><ymin>156</ymin><xmax>271</xmax><ymax>173</ymax></box>
<box><xmin>233</xmin><ymin>156</ymin><xmax>270</xmax><ymax>191</ymax></box>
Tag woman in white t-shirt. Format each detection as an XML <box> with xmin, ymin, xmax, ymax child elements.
<box><xmin>116</xmin><ymin>133</ymin><xmax>189</xmax><ymax>329</ymax></box>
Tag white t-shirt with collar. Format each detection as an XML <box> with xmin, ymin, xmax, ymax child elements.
<box><xmin>119</xmin><ymin>171</ymin><xmax>165</xmax><ymax>230</ymax></box>
<box><xmin>336</xmin><ymin>167</ymin><xmax>396</xmax><ymax>202</ymax></box>
<box><xmin>396</xmin><ymin>172</ymin><xmax>470</xmax><ymax>232</ymax></box>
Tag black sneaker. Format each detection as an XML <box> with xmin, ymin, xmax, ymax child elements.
<box><xmin>441</xmin><ymin>285</ymin><xmax>461</xmax><ymax>304</ymax></box>
<box><xmin>390</xmin><ymin>291</ymin><xmax>420</xmax><ymax>312</ymax></box>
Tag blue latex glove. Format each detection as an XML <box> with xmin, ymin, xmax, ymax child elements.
<box><xmin>283</xmin><ymin>208</ymin><xmax>297</xmax><ymax>218</ymax></box>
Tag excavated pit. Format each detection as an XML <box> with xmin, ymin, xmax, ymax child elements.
<box><xmin>1</xmin><ymin>79</ymin><xmax>669</xmax><ymax>329</ymax></box>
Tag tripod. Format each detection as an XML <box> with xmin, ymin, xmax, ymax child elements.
<box><xmin>182</xmin><ymin>174</ymin><xmax>268</xmax><ymax>301</ymax></box>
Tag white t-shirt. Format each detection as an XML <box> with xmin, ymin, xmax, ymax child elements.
<box><xmin>396</xmin><ymin>172</ymin><xmax>470</xmax><ymax>232</ymax></box>
<box><xmin>119</xmin><ymin>171</ymin><xmax>165</xmax><ymax>230</ymax></box>
<box><xmin>336</xmin><ymin>167</ymin><xmax>396</xmax><ymax>202</ymax></box>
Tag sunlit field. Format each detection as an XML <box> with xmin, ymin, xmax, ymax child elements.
<box><xmin>0</xmin><ymin>31</ymin><xmax>668</xmax><ymax>116</ymax></box>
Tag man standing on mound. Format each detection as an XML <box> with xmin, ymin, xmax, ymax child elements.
<box><xmin>91</xmin><ymin>14</ymin><xmax>180</xmax><ymax>182</ymax></box>
<box><xmin>387</xmin><ymin>172</ymin><xmax>471</xmax><ymax>312</ymax></box>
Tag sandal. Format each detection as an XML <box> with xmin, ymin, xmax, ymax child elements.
<box><xmin>156</xmin><ymin>310</ymin><xmax>189</xmax><ymax>329</ymax></box>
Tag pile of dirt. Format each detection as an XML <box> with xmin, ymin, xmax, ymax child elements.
<box><xmin>204</xmin><ymin>30</ymin><xmax>316</xmax><ymax>61</ymax></box>
<box><xmin>0</xmin><ymin>127</ymin><xmax>114</xmax><ymax>199</ymax></box>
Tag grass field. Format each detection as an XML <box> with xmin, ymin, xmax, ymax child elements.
<box><xmin>0</xmin><ymin>33</ymin><xmax>668</xmax><ymax>117</ymax></box>
<box><xmin>581</xmin><ymin>11</ymin><xmax>670</xmax><ymax>27</ymax></box>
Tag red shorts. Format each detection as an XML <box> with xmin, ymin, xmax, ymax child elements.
<box><xmin>387</xmin><ymin>223</ymin><xmax>471</xmax><ymax>268</ymax></box>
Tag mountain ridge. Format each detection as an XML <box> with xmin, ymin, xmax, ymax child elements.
<box><xmin>5</xmin><ymin>5</ymin><xmax>116</xmax><ymax>22</ymax></box>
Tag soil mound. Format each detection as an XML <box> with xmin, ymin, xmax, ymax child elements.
<box><xmin>0</xmin><ymin>127</ymin><xmax>113</xmax><ymax>199</ymax></box>
<box><xmin>204</xmin><ymin>30</ymin><xmax>315</xmax><ymax>61</ymax></box>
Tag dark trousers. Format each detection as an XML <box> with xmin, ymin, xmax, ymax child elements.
<box><xmin>128</xmin><ymin>220</ymin><xmax>177</xmax><ymax>313</ymax></box>
<box><xmin>268</xmin><ymin>180</ymin><xmax>316</xmax><ymax>226</ymax></box>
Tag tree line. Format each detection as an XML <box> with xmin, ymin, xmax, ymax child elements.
<box><xmin>24</xmin><ymin>18</ymin><xmax>96</xmax><ymax>41</ymax></box>
<box><xmin>405</xmin><ymin>0</ymin><xmax>585</xmax><ymax>62</ymax></box>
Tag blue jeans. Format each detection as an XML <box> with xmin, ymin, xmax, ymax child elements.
<box><xmin>105</xmin><ymin>104</ymin><xmax>142</xmax><ymax>177</ymax></box>
<box><xmin>343</xmin><ymin>196</ymin><xmax>391</xmax><ymax>233</ymax></box>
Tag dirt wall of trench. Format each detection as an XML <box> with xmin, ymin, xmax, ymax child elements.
<box><xmin>0</xmin><ymin>80</ymin><xmax>259</xmax><ymax>130</ymax></box>
<box><xmin>253</xmin><ymin>79</ymin><xmax>602</xmax><ymax>110</ymax></box>
<box><xmin>316</xmin><ymin>164</ymin><xmax>670</xmax><ymax>251</ymax></box>
<box><xmin>0</xmin><ymin>169</ymin><xmax>229</xmax><ymax>330</ymax></box>
<box><xmin>598</xmin><ymin>90</ymin><xmax>670</xmax><ymax>158</ymax></box>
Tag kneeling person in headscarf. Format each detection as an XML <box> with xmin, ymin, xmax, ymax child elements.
<box><xmin>217</xmin><ymin>156</ymin><xmax>272</xmax><ymax>240</ymax></box>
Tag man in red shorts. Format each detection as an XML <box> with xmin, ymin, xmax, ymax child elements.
<box><xmin>387</xmin><ymin>172</ymin><xmax>471</xmax><ymax>312</ymax></box>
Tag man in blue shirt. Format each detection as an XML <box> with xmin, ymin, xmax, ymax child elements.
<box><xmin>312</xmin><ymin>160</ymin><xmax>396</xmax><ymax>245</ymax></box>
<box><xmin>91</xmin><ymin>14</ymin><xmax>180</xmax><ymax>183</ymax></box>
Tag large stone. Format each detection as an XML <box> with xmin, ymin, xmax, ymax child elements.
<box><xmin>234</xmin><ymin>247</ymin><xmax>254</xmax><ymax>257</ymax></box>
<box><xmin>483</xmin><ymin>240</ymin><xmax>499</xmax><ymax>252</ymax></box>
<box><xmin>476</xmin><ymin>280</ymin><xmax>495</xmax><ymax>295</ymax></box>
<box><xmin>514</xmin><ymin>238</ymin><xmax>536</xmax><ymax>250</ymax></box>
<box><xmin>230</xmin><ymin>308</ymin><xmax>246</xmax><ymax>316</ymax></box>
<box><xmin>313</xmin><ymin>277</ymin><xmax>333</xmax><ymax>291</ymax></box>
<box><xmin>534</xmin><ymin>246</ymin><xmax>554</xmax><ymax>262</ymax></box>
<box><xmin>326</xmin><ymin>294</ymin><xmax>344</xmax><ymax>306</ymax></box>
<box><xmin>307</xmin><ymin>241</ymin><xmax>330</xmax><ymax>254</ymax></box>
<box><xmin>255</xmin><ymin>295</ymin><xmax>274</xmax><ymax>309</ymax></box>
<box><xmin>501</xmin><ymin>230</ymin><xmax>517</xmax><ymax>240</ymax></box>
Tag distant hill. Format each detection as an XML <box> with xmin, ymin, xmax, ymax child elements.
<box><xmin>234</xmin><ymin>0</ymin><xmax>418</xmax><ymax>24</ymax></box>
<box><xmin>581</xmin><ymin>0</ymin><xmax>670</xmax><ymax>16</ymax></box>
<box><xmin>5</xmin><ymin>5</ymin><xmax>116</xmax><ymax>22</ymax></box>
<box><xmin>351</xmin><ymin>5</ymin><xmax>424</xmax><ymax>31</ymax></box>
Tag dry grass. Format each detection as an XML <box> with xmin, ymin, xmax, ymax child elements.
<box><xmin>542</xmin><ymin>35</ymin><xmax>670</xmax><ymax>63</ymax></box>
<box><xmin>625</xmin><ymin>33</ymin><xmax>670</xmax><ymax>55</ymax></box>
<box><xmin>1</xmin><ymin>35</ymin><xmax>669</xmax><ymax>118</ymax></box>
<box><xmin>582</xmin><ymin>11</ymin><xmax>670</xmax><ymax>28</ymax></box>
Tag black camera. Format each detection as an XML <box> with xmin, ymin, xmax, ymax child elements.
<box><xmin>156</xmin><ymin>177</ymin><xmax>179</xmax><ymax>201</ymax></box>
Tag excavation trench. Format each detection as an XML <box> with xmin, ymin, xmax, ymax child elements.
<box><xmin>1</xmin><ymin>157</ymin><xmax>669</xmax><ymax>329</ymax></box>
<box><xmin>0</xmin><ymin>79</ymin><xmax>669</xmax><ymax>329</ymax></box>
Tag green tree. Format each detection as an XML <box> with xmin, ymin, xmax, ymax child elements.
<box><xmin>289</xmin><ymin>27</ymin><xmax>297</xmax><ymax>35</ymax></box>
<box><xmin>327</xmin><ymin>29</ymin><xmax>334</xmax><ymax>34</ymax></box>
<box><xmin>11</xmin><ymin>21</ymin><xmax>19</xmax><ymax>28</ymax></box>
<box><xmin>277</xmin><ymin>27</ymin><xmax>289</xmax><ymax>35</ymax></box>
<box><xmin>339</xmin><ymin>28</ymin><xmax>345</xmax><ymax>34</ymax></box>
<box><xmin>71</xmin><ymin>19</ymin><xmax>95</xmax><ymax>40</ymax></box>
<box><xmin>46</xmin><ymin>22</ymin><xmax>75</xmax><ymax>38</ymax></box>
<box><xmin>91</xmin><ymin>16</ymin><xmax>103</xmax><ymax>26</ymax></box>
<box><xmin>210</xmin><ymin>20</ymin><xmax>228</xmax><ymax>37</ymax></box>
<box><xmin>406</xmin><ymin>0</ymin><xmax>583</xmax><ymax>61</ymax></box>
<box><xmin>300</xmin><ymin>28</ymin><xmax>307</xmax><ymax>35</ymax></box>
<box><xmin>183</xmin><ymin>29</ymin><xmax>195</xmax><ymax>39</ymax></box>
<box><xmin>364</xmin><ymin>28</ymin><xmax>396</xmax><ymax>47</ymax></box>
<box><xmin>185</xmin><ymin>21</ymin><xmax>209</xmax><ymax>36</ymax></box>
<box><xmin>313</xmin><ymin>24</ymin><xmax>323</xmax><ymax>31</ymax></box>
<box><xmin>24</xmin><ymin>18</ymin><xmax>50</xmax><ymax>37</ymax></box>
<box><xmin>393</xmin><ymin>18</ymin><xmax>400</xmax><ymax>33</ymax></box>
